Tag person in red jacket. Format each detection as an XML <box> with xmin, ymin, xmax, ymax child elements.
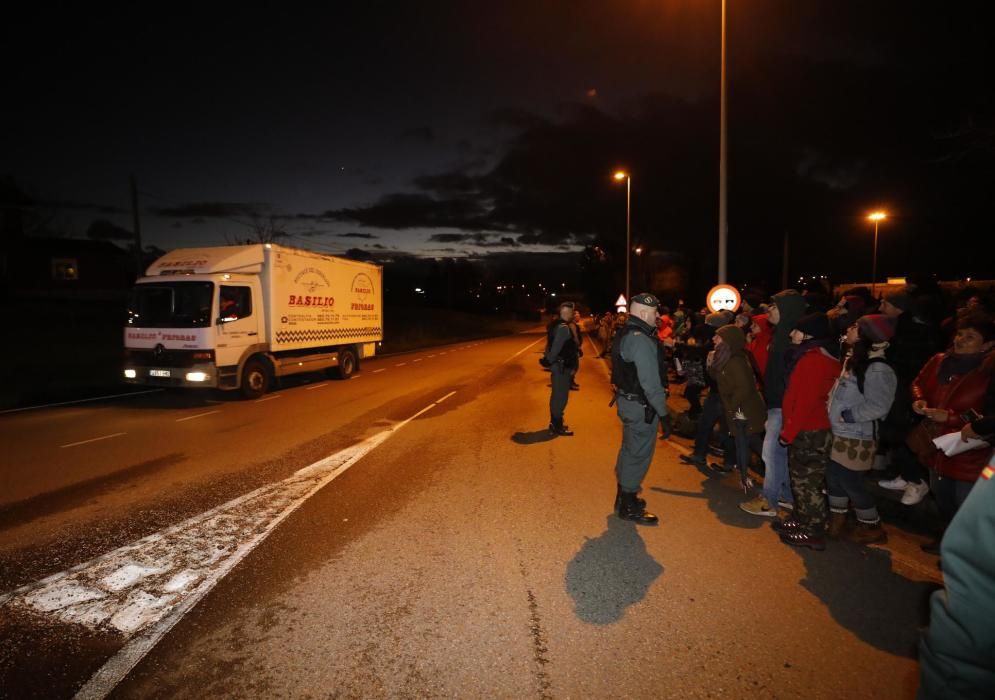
<box><xmin>908</xmin><ymin>313</ymin><xmax>995</xmax><ymax>553</ymax></box>
<box><xmin>657</xmin><ymin>306</ymin><xmax>675</xmax><ymax>343</ymax></box>
<box><xmin>772</xmin><ymin>312</ymin><xmax>842</xmax><ymax>550</ymax></box>
<box><xmin>747</xmin><ymin>314</ymin><xmax>773</xmax><ymax>382</ymax></box>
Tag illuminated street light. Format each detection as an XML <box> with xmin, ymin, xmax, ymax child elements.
<box><xmin>867</xmin><ymin>211</ymin><xmax>887</xmax><ymax>295</ymax></box>
<box><xmin>612</xmin><ymin>170</ymin><xmax>632</xmax><ymax>301</ymax></box>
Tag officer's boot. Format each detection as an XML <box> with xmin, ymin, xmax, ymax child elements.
<box><xmin>618</xmin><ymin>491</ymin><xmax>658</xmax><ymax>526</ymax></box>
<box><xmin>614</xmin><ymin>484</ymin><xmax>645</xmax><ymax>515</ymax></box>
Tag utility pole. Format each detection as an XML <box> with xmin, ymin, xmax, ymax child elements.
<box><xmin>717</xmin><ymin>0</ymin><xmax>728</xmax><ymax>284</ymax></box>
<box><xmin>130</xmin><ymin>175</ymin><xmax>144</xmax><ymax>278</ymax></box>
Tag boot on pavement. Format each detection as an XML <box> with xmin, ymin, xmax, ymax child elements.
<box><xmin>614</xmin><ymin>484</ymin><xmax>645</xmax><ymax>515</ymax></box>
<box><xmin>549</xmin><ymin>422</ymin><xmax>574</xmax><ymax>436</ymax></box>
<box><xmin>826</xmin><ymin>510</ymin><xmax>849</xmax><ymax>540</ymax></box>
<box><xmin>771</xmin><ymin>516</ymin><xmax>802</xmax><ymax>534</ymax></box>
<box><xmin>618</xmin><ymin>491</ymin><xmax>658</xmax><ymax>526</ymax></box>
<box><xmin>779</xmin><ymin>529</ymin><xmax>826</xmax><ymax>551</ymax></box>
<box><xmin>847</xmin><ymin>520</ymin><xmax>887</xmax><ymax>545</ymax></box>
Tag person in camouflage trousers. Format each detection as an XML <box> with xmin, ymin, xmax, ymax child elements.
<box><xmin>772</xmin><ymin>313</ymin><xmax>841</xmax><ymax>551</ymax></box>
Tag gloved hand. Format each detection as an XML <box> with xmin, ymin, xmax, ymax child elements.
<box><xmin>539</xmin><ymin>357</ymin><xmax>551</xmax><ymax>368</ymax></box>
<box><xmin>660</xmin><ymin>413</ymin><xmax>673</xmax><ymax>440</ymax></box>
<box><xmin>778</xmin><ymin>436</ymin><xmax>790</xmax><ymax>448</ymax></box>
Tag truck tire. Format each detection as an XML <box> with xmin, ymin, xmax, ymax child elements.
<box><xmin>241</xmin><ymin>359</ymin><xmax>270</xmax><ymax>399</ymax></box>
<box><xmin>334</xmin><ymin>349</ymin><xmax>357</xmax><ymax>379</ymax></box>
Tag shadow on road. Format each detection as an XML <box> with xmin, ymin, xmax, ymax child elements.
<box><xmin>652</xmin><ymin>472</ymin><xmax>766</xmax><ymax>530</ymax></box>
<box><xmin>565</xmin><ymin>516</ymin><xmax>664</xmax><ymax>625</ymax></box>
<box><xmin>791</xmin><ymin>545</ymin><xmax>938</xmax><ymax>658</ymax></box>
<box><xmin>511</xmin><ymin>430</ymin><xmax>557</xmax><ymax>445</ymax></box>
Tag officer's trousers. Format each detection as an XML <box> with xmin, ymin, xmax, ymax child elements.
<box><xmin>615</xmin><ymin>397</ymin><xmax>660</xmax><ymax>492</ymax></box>
<box><xmin>549</xmin><ymin>363</ymin><xmax>572</xmax><ymax>427</ymax></box>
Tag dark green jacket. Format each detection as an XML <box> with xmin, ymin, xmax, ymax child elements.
<box><xmin>918</xmin><ymin>462</ymin><xmax>995</xmax><ymax>700</ymax></box>
<box><xmin>763</xmin><ymin>290</ymin><xmax>808</xmax><ymax>409</ymax></box>
<box><xmin>711</xmin><ymin>325</ymin><xmax>767</xmax><ymax>433</ymax></box>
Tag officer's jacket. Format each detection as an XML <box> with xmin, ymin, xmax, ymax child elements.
<box><xmin>613</xmin><ymin>318</ymin><xmax>668</xmax><ymax>417</ymax></box>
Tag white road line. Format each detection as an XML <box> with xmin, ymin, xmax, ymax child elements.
<box><xmin>428</xmin><ymin>354</ymin><xmax>436</xmax><ymax>358</ymax></box>
<box><xmin>372</xmin><ymin>368</ymin><xmax>386</xmax><ymax>373</ymax></box>
<box><xmin>0</xmin><ymin>394</ymin><xmax>457</xmax><ymax>700</ymax></box>
<box><xmin>174</xmin><ymin>410</ymin><xmax>221</xmax><ymax>423</ymax></box>
<box><xmin>504</xmin><ymin>338</ymin><xmax>544</xmax><ymax>363</ymax></box>
<box><xmin>305</xmin><ymin>383</ymin><xmax>329</xmax><ymax>391</ymax></box>
<box><xmin>254</xmin><ymin>395</ymin><xmax>282</xmax><ymax>403</ymax></box>
<box><xmin>396</xmin><ymin>362</ymin><xmax>407</xmax><ymax>367</ymax></box>
<box><xmin>1</xmin><ymin>390</ymin><xmax>164</xmax><ymax>415</ymax></box>
<box><xmin>60</xmin><ymin>433</ymin><xmax>127</xmax><ymax>449</ymax></box>
<box><xmin>435</xmin><ymin>391</ymin><xmax>456</xmax><ymax>404</ymax></box>
<box><xmin>350</xmin><ymin>375</ymin><xmax>360</xmax><ymax>380</ymax></box>
<box><xmin>412</xmin><ymin>358</ymin><xmax>422</xmax><ymax>363</ymax></box>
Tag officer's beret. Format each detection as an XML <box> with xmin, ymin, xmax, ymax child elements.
<box><xmin>630</xmin><ymin>292</ymin><xmax>660</xmax><ymax>307</ymax></box>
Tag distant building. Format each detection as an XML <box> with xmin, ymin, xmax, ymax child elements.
<box><xmin>1</xmin><ymin>237</ymin><xmax>134</xmax><ymax>301</ymax></box>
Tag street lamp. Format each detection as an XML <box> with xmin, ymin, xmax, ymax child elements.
<box><xmin>718</xmin><ymin>0</ymin><xmax>728</xmax><ymax>284</ymax></box>
<box><xmin>613</xmin><ymin>170</ymin><xmax>631</xmax><ymax>302</ymax></box>
<box><xmin>867</xmin><ymin>211</ymin><xmax>887</xmax><ymax>295</ymax></box>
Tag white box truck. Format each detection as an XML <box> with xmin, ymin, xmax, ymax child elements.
<box><xmin>123</xmin><ymin>244</ymin><xmax>382</xmax><ymax>398</ymax></box>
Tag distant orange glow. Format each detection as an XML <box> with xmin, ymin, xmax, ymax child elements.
<box><xmin>867</xmin><ymin>211</ymin><xmax>887</xmax><ymax>222</ymax></box>
<box><xmin>613</xmin><ymin>171</ymin><xmax>628</xmax><ymax>181</ymax></box>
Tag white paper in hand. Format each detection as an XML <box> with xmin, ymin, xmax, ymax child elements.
<box><xmin>932</xmin><ymin>431</ymin><xmax>991</xmax><ymax>457</ymax></box>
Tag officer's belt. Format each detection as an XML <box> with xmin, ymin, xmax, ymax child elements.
<box><xmin>616</xmin><ymin>391</ymin><xmax>645</xmax><ymax>403</ymax></box>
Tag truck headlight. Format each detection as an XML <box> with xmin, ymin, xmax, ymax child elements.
<box><xmin>124</xmin><ymin>369</ymin><xmax>137</xmax><ymax>379</ymax></box>
<box><xmin>185</xmin><ymin>372</ymin><xmax>209</xmax><ymax>382</ymax></box>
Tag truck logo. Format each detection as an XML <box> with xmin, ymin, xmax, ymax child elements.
<box><xmin>351</xmin><ymin>273</ymin><xmax>375</xmax><ymax>311</ymax></box>
<box><xmin>293</xmin><ymin>267</ymin><xmax>331</xmax><ymax>293</ymax></box>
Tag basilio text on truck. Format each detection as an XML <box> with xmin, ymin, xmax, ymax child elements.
<box><xmin>123</xmin><ymin>244</ymin><xmax>383</xmax><ymax>398</ymax></box>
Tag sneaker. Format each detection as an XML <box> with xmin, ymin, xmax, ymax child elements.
<box><xmin>739</xmin><ymin>496</ymin><xmax>778</xmax><ymax>518</ymax></box>
<box><xmin>708</xmin><ymin>445</ymin><xmax>726</xmax><ymax>458</ymax></box>
<box><xmin>771</xmin><ymin>517</ymin><xmax>802</xmax><ymax>534</ymax></box>
<box><xmin>777</xmin><ymin>500</ymin><xmax>794</xmax><ymax>511</ymax></box>
<box><xmin>878</xmin><ymin>476</ymin><xmax>908</xmax><ymax>491</ymax></box>
<box><xmin>901</xmin><ymin>480</ymin><xmax>930</xmax><ymax>506</ymax></box>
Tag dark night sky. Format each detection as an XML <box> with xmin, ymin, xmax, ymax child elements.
<box><xmin>3</xmin><ymin>1</ymin><xmax>993</xmax><ymax>289</ymax></box>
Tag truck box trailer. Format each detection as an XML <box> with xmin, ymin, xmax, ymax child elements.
<box><xmin>123</xmin><ymin>244</ymin><xmax>383</xmax><ymax>398</ymax></box>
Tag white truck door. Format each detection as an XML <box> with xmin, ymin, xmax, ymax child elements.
<box><xmin>215</xmin><ymin>283</ymin><xmax>263</xmax><ymax>368</ymax></box>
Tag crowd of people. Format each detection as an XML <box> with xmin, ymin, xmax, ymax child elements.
<box><xmin>592</xmin><ymin>283</ymin><xmax>995</xmax><ymax>554</ymax></box>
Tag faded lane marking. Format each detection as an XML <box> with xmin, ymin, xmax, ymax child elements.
<box><xmin>504</xmin><ymin>338</ymin><xmax>544</xmax><ymax>364</ymax></box>
<box><xmin>0</xmin><ymin>393</ymin><xmax>457</xmax><ymax>700</ymax></box>
<box><xmin>174</xmin><ymin>410</ymin><xmax>222</xmax><ymax>423</ymax></box>
<box><xmin>1</xmin><ymin>390</ymin><xmax>164</xmax><ymax>415</ymax></box>
<box><xmin>60</xmin><ymin>433</ymin><xmax>128</xmax><ymax>449</ymax></box>
<box><xmin>254</xmin><ymin>395</ymin><xmax>282</xmax><ymax>403</ymax></box>
<box><xmin>372</xmin><ymin>368</ymin><xmax>386</xmax><ymax>373</ymax></box>
<box><xmin>304</xmin><ymin>383</ymin><xmax>328</xmax><ymax>391</ymax></box>
<box><xmin>396</xmin><ymin>362</ymin><xmax>407</xmax><ymax>367</ymax></box>
<box><xmin>413</xmin><ymin>358</ymin><xmax>422</xmax><ymax>363</ymax></box>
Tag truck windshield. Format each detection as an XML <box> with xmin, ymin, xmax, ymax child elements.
<box><xmin>128</xmin><ymin>282</ymin><xmax>214</xmax><ymax>328</ymax></box>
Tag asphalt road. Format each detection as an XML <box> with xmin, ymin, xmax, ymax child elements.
<box><xmin>0</xmin><ymin>331</ymin><xmax>942</xmax><ymax>699</ymax></box>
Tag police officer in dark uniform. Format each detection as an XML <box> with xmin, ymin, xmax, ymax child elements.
<box><xmin>540</xmin><ymin>301</ymin><xmax>579</xmax><ymax>436</ymax></box>
<box><xmin>611</xmin><ymin>293</ymin><xmax>673</xmax><ymax>524</ymax></box>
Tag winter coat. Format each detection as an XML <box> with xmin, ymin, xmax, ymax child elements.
<box><xmin>911</xmin><ymin>351</ymin><xmax>995</xmax><ymax>481</ymax></box>
<box><xmin>780</xmin><ymin>346</ymin><xmax>841</xmax><ymax>444</ymax></box>
<box><xmin>657</xmin><ymin>315</ymin><xmax>674</xmax><ymax>342</ymax></box>
<box><xmin>764</xmin><ymin>290</ymin><xmax>808</xmax><ymax>409</ymax></box>
<box><xmin>918</xmin><ymin>462</ymin><xmax>995</xmax><ymax>700</ymax></box>
<box><xmin>710</xmin><ymin>325</ymin><xmax>767</xmax><ymax>434</ymax></box>
<box><xmin>828</xmin><ymin>352</ymin><xmax>898</xmax><ymax>441</ymax></box>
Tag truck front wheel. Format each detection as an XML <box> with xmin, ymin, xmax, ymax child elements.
<box><xmin>241</xmin><ymin>359</ymin><xmax>270</xmax><ymax>399</ymax></box>
<box><xmin>334</xmin><ymin>349</ymin><xmax>357</xmax><ymax>379</ymax></box>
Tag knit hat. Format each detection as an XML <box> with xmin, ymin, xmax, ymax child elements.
<box><xmin>706</xmin><ymin>310</ymin><xmax>735</xmax><ymax>328</ymax></box>
<box><xmin>858</xmin><ymin>314</ymin><xmax>896</xmax><ymax>343</ymax></box>
<box><xmin>793</xmin><ymin>312</ymin><xmax>831</xmax><ymax>339</ymax></box>
<box><xmin>884</xmin><ymin>290</ymin><xmax>912</xmax><ymax>312</ymax></box>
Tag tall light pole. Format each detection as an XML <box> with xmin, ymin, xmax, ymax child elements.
<box><xmin>718</xmin><ymin>0</ymin><xmax>728</xmax><ymax>284</ymax></box>
<box><xmin>614</xmin><ymin>171</ymin><xmax>631</xmax><ymax>301</ymax></box>
<box><xmin>868</xmin><ymin>211</ymin><xmax>887</xmax><ymax>295</ymax></box>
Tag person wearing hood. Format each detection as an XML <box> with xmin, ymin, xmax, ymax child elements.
<box><xmin>741</xmin><ymin>290</ymin><xmax>808</xmax><ymax>518</ymax></box>
<box><xmin>826</xmin><ymin>315</ymin><xmax>898</xmax><ymax>545</ymax></box>
<box><xmin>710</xmin><ymin>325</ymin><xmax>767</xmax><ymax>493</ymax></box>
<box><xmin>877</xmin><ymin>289</ymin><xmax>945</xmax><ymax>505</ymax></box>
<box><xmin>772</xmin><ymin>312</ymin><xmax>842</xmax><ymax>550</ymax></box>
<box><xmin>747</xmin><ymin>314</ymin><xmax>773</xmax><ymax>382</ymax></box>
<box><xmin>680</xmin><ymin>310</ymin><xmax>737</xmax><ymax>469</ymax></box>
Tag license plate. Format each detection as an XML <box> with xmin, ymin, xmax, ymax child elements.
<box><xmin>149</xmin><ymin>369</ymin><xmax>171</xmax><ymax>377</ymax></box>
